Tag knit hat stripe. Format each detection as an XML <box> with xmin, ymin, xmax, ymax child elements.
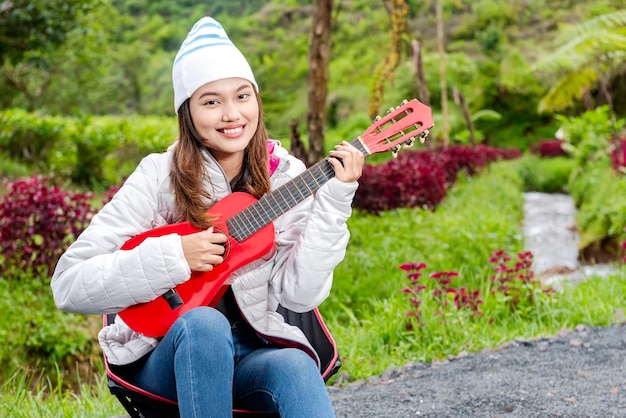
<box><xmin>185</xmin><ymin>19</ymin><xmax>224</xmax><ymax>39</ymax></box>
<box><xmin>180</xmin><ymin>24</ymin><xmax>228</xmax><ymax>47</ymax></box>
<box><xmin>173</xmin><ymin>37</ymin><xmax>234</xmax><ymax>66</ymax></box>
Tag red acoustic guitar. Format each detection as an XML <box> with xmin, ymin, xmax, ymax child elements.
<box><xmin>118</xmin><ymin>99</ymin><xmax>433</xmax><ymax>337</ymax></box>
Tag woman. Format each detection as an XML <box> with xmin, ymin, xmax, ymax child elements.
<box><xmin>51</xmin><ymin>16</ymin><xmax>364</xmax><ymax>418</ymax></box>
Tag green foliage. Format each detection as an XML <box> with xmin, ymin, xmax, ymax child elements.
<box><xmin>475</xmin><ymin>23</ymin><xmax>504</xmax><ymax>57</ymax></box>
<box><xmin>0</xmin><ymin>0</ymin><xmax>102</xmax><ymax>64</ymax></box>
<box><xmin>568</xmin><ymin>162</ymin><xmax>626</xmax><ymax>249</ymax></box>
<box><xmin>471</xmin><ymin>0</ymin><xmax>517</xmax><ymax>28</ymax></box>
<box><xmin>3</xmin><ymin>1</ymin><xmax>625</xmax><ymax>149</ymax></box>
<box><xmin>0</xmin><ymin>153</ymin><xmax>30</xmax><ymax>179</ymax></box>
<box><xmin>557</xmin><ymin>105</ymin><xmax>624</xmax><ymax>169</ymax></box>
<box><xmin>534</xmin><ymin>9</ymin><xmax>626</xmax><ymax>113</ymax></box>
<box><xmin>0</xmin><ymin>109</ymin><xmax>75</xmax><ymax>173</ymax></box>
<box><xmin>0</xmin><ymin>109</ymin><xmax>177</xmax><ymax>189</ymax></box>
<box><xmin>0</xmin><ymin>276</ymin><xmax>95</xmax><ymax>381</ymax></box>
<box><xmin>514</xmin><ymin>154</ymin><xmax>575</xmax><ymax>193</ymax></box>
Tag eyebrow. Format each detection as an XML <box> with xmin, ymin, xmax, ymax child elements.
<box><xmin>197</xmin><ymin>84</ymin><xmax>253</xmax><ymax>99</ymax></box>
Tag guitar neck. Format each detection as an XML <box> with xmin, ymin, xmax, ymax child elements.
<box><xmin>227</xmin><ymin>138</ymin><xmax>369</xmax><ymax>242</ymax></box>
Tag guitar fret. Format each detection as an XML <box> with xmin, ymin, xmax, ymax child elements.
<box><xmin>271</xmin><ymin>190</ymin><xmax>291</xmax><ymax>213</ymax></box>
<box><xmin>274</xmin><ymin>187</ymin><xmax>295</xmax><ymax>209</ymax></box>
<box><xmin>293</xmin><ymin>176</ymin><xmax>309</xmax><ymax>197</ymax></box>
<box><xmin>283</xmin><ymin>182</ymin><xmax>300</xmax><ymax>205</ymax></box>
<box><xmin>230</xmin><ymin>211</ymin><xmax>253</xmax><ymax>241</ymax></box>
<box><xmin>301</xmin><ymin>172</ymin><xmax>316</xmax><ymax>194</ymax></box>
<box><xmin>248</xmin><ymin>203</ymin><xmax>268</xmax><ymax>229</ymax></box>
<box><xmin>261</xmin><ymin>194</ymin><xmax>281</xmax><ymax>218</ymax></box>
<box><xmin>227</xmin><ymin>214</ymin><xmax>245</xmax><ymax>240</ymax></box>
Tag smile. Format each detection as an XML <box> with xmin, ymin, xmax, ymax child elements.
<box><xmin>221</xmin><ymin>126</ymin><xmax>244</xmax><ymax>135</ymax></box>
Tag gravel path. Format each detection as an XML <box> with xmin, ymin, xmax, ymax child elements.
<box><xmin>329</xmin><ymin>325</ymin><xmax>626</xmax><ymax>417</ymax></box>
<box><xmin>328</xmin><ymin>193</ymin><xmax>625</xmax><ymax>417</ymax></box>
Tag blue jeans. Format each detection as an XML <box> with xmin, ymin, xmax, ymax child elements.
<box><xmin>125</xmin><ymin>307</ymin><xmax>336</xmax><ymax>418</ymax></box>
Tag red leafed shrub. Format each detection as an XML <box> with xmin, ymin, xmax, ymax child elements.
<box><xmin>436</xmin><ymin>145</ymin><xmax>487</xmax><ymax>185</ymax></box>
<box><xmin>610</xmin><ymin>137</ymin><xmax>626</xmax><ymax>173</ymax></box>
<box><xmin>0</xmin><ymin>176</ymin><xmax>96</xmax><ymax>276</ymax></box>
<box><xmin>354</xmin><ymin>150</ymin><xmax>447</xmax><ymax>213</ymax></box>
<box><xmin>476</xmin><ymin>144</ymin><xmax>522</xmax><ymax>162</ymax></box>
<box><xmin>530</xmin><ymin>139</ymin><xmax>568</xmax><ymax>158</ymax></box>
<box><xmin>436</xmin><ymin>144</ymin><xmax>522</xmax><ymax>185</ymax></box>
<box><xmin>354</xmin><ymin>144</ymin><xmax>521</xmax><ymax>214</ymax></box>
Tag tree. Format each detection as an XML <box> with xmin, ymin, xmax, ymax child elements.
<box><xmin>533</xmin><ymin>10</ymin><xmax>626</xmax><ymax>117</ymax></box>
<box><xmin>369</xmin><ymin>0</ymin><xmax>410</xmax><ymax>119</ymax></box>
<box><xmin>436</xmin><ymin>0</ymin><xmax>450</xmax><ymax>147</ymax></box>
<box><xmin>0</xmin><ymin>0</ymin><xmax>102</xmax><ymax>110</ymax></box>
<box><xmin>411</xmin><ymin>39</ymin><xmax>430</xmax><ymax>107</ymax></box>
<box><xmin>0</xmin><ymin>0</ymin><xmax>100</xmax><ymax>64</ymax></box>
<box><xmin>306</xmin><ymin>0</ymin><xmax>333</xmax><ymax>164</ymax></box>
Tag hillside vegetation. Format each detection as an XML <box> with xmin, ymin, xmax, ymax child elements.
<box><xmin>2</xmin><ymin>0</ymin><xmax>625</xmax><ymax>150</ymax></box>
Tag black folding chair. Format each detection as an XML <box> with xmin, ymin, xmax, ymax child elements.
<box><xmin>104</xmin><ymin>306</ymin><xmax>341</xmax><ymax>418</ymax></box>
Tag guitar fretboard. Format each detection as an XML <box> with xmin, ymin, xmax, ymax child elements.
<box><xmin>227</xmin><ymin>138</ymin><xmax>368</xmax><ymax>242</ymax></box>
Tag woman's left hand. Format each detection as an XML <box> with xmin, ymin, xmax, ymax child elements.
<box><xmin>327</xmin><ymin>141</ymin><xmax>365</xmax><ymax>182</ymax></box>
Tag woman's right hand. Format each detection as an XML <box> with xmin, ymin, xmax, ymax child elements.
<box><xmin>181</xmin><ymin>227</ymin><xmax>227</xmax><ymax>271</ymax></box>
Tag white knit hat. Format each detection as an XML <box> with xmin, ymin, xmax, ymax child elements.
<box><xmin>172</xmin><ymin>17</ymin><xmax>258</xmax><ymax>113</ymax></box>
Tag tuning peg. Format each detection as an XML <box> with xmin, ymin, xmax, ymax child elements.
<box><xmin>373</xmin><ymin>115</ymin><xmax>382</xmax><ymax>122</ymax></box>
<box><xmin>391</xmin><ymin>144</ymin><xmax>401</xmax><ymax>158</ymax></box>
<box><xmin>405</xmin><ymin>137</ymin><xmax>415</xmax><ymax>147</ymax></box>
<box><xmin>401</xmin><ymin>99</ymin><xmax>408</xmax><ymax>105</ymax></box>
<box><xmin>419</xmin><ymin>130</ymin><xmax>430</xmax><ymax>143</ymax></box>
<box><xmin>387</xmin><ymin>107</ymin><xmax>395</xmax><ymax>114</ymax></box>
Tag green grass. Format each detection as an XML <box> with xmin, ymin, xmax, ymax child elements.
<box><xmin>0</xmin><ymin>365</ymin><xmax>125</xmax><ymax>417</ymax></box>
<box><xmin>2</xmin><ymin>159</ymin><xmax>626</xmax><ymax>415</ymax></box>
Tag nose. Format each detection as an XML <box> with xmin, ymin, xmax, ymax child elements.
<box><xmin>221</xmin><ymin>101</ymin><xmax>240</xmax><ymax>122</ymax></box>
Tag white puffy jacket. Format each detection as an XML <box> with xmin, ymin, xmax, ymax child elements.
<box><xmin>51</xmin><ymin>141</ymin><xmax>357</xmax><ymax>367</ymax></box>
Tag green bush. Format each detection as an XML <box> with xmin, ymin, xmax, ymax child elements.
<box><xmin>515</xmin><ymin>154</ymin><xmax>575</xmax><ymax>193</ymax></box>
<box><xmin>0</xmin><ymin>109</ymin><xmax>77</xmax><ymax>174</ymax></box>
<box><xmin>0</xmin><ymin>110</ymin><xmax>177</xmax><ymax>189</ymax></box>
<box><xmin>558</xmin><ymin>105</ymin><xmax>624</xmax><ymax>170</ymax></box>
<box><xmin>569</xmin><ymin>161</ymin><xmax>626</xmax><ymax>251</ymax></box>
<box><xmin>0</xmin><ymin>276</ymin><xmax>95</xmax><ymax>381</ymax></box>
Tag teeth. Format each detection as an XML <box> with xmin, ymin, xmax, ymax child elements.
<box><xmin>223</xmin><ymin>127</ymin><xmax>243</xmax><ymax>134</ymax></box>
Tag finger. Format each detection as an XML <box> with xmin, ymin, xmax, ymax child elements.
<box><xmin>211</xmin><ymin>243</ymin><xmax>226</xmax><ymax>256</ymax></box>
<box><xmin>327</xmin><ymin>155</ymin><xmax>344</xmax><ymax>171</ymax></box>
<box><xmin>210</xmin><ymin>232</ymin><xmax>228</xmax><ymax>244</ymax></box>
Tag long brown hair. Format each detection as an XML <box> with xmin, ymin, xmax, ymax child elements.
<box><xmin>170</xmin><ymin>91</ymin><xmax>272</xmax><ymax>228</ymax></box>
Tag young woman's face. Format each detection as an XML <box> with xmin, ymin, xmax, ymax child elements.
<box><xmin>189</xmin><ymin>77</ymin><xmax>259</xmax><ymax>162</ymax></box>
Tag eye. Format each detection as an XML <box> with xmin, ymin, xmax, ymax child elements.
<box><xmin>238</xmin><ymin>93</ymin><xmax>251</xmax><ymax>100</ymax></box>
<box><xmin>204</xmin><ymin>99</ymin><xmax>219</xmax><ymax>106</ymax></box>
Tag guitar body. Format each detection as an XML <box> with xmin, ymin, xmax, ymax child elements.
<box><xmin>118</xmin><ymin>192</ymin><xmax>275</xmax><ymax>337</ymax></box>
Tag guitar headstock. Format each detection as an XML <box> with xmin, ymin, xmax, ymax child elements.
<box><xmin>359</xmin><ymin>99</ymin><xmax>433</xmax><ymax>157</ymax></box>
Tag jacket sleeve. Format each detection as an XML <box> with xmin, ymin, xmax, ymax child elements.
<box><xmin>269</xmin><ymin>156</ymin><xmax>358</xmax><ymax>312</ymax></box>
<box><xmin>50</xmin><ymin>155</ymin><xmax>191</xmax><ymax>315</ymax></box>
